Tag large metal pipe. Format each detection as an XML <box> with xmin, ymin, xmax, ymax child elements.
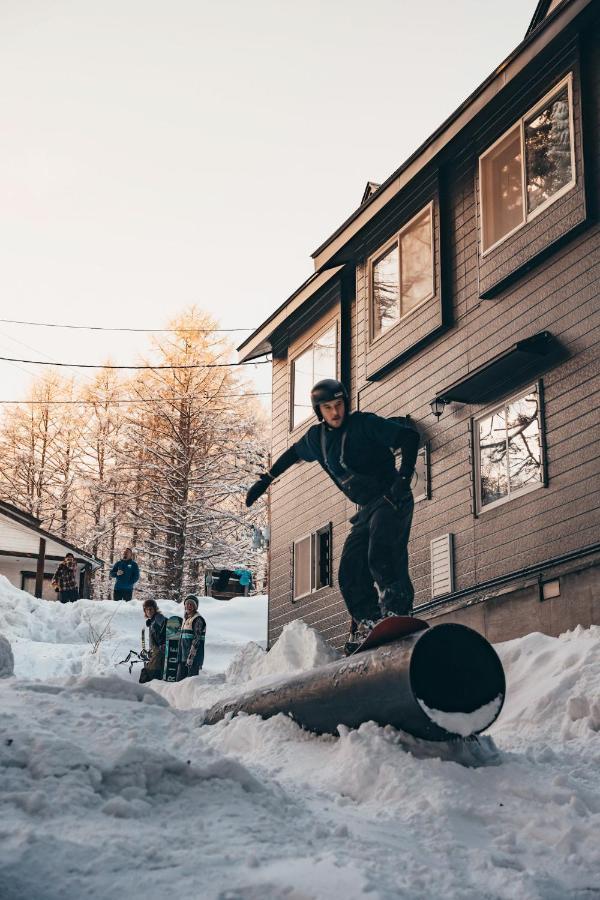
<box><xmin>203</xmin><ymin>623</ymin><xmax>506</xmax><ymax>741</ymax></box>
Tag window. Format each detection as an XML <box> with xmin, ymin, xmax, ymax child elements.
<box><xmin>413</xmin><ymin>445</ymin><xmax>430</xmax><ymax>502</ymax></box>
<box><xmin>474</xmin><ymin>385</ymin><xmax>545</xmax><ymax>513</ymax></box>
<box><xmin>293</xmin><ymin>524</ymin><xmax>332</xmax><ymax>601</ymax></box>
<box><xmin>370</xmin><ymin>203</ymin><xmax>434</xmax><ymax>340</ymax></box>
<box><xmin>291</xmin><ymin>325</ymin><xmax>337</xmax><ymax>430</ymax></box>
<box><xmin>480</xmin><ymin>74</ymin><xmax>575</xmax><ymax>253</ymax></box>
<box><xmin>394</xmin><ymin>443</ymin><xmax>430</xmax><ymax>502</ymax></box>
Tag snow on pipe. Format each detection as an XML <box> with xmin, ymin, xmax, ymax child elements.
<box><xmin>203</xmin><ymin>623</ymin><xmax>506</xmax><ymax>741</ymax></box>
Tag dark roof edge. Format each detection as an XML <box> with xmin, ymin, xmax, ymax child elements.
<box><xmin>236</xmin><ymin>265</ymin><xmax>344</xmax><ymax>360</ymax></box>
<box><xmin>526</xmin><ymin>0</ymin><xmax>556</xmax><ymax>37</ymax></box>
<box><xmin>310</xmin><ymin>0</ymin><xmax>587</xmax><ymax>264</ymax></box>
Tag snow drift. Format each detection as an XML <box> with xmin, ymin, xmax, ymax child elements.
<box><xmin>1</xmin><ymin>577</ymin><xmax>599</xmax><ymax>899</ymax></box>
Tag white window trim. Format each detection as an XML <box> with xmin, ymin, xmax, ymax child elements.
<box><xmin>473</xmin><ymin>383</ymin><xmax>545</xmax><ymax>515</ymax></box>
<box><xmin>368</xmin><ymin>201</ymin><xmax>435</xmax><ymax>345</ymax></box>
<box><xmin>292</xmin><ymin>525</ymin><xmax>331</xmax><ymax>601</ymax></box>
<box><xmin>479</xmin><ymin>73</ymin><xmax>576</xmax><ymax>256</ymax></box>
<box><xmin>289</xmin><ymin>322</ymin><xmax>338</xmax><ymax>434</ymax></box>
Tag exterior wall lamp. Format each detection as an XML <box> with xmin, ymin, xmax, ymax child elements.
<box><xmin>430</xmin><ymin>397</ymin><xmax>449</xmax><ymax>419</ymax></box>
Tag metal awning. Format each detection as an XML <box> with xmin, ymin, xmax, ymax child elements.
<box><xmin>432</xmin><ymin>332</ymin><xmax>567</xmax><ymax>406</ymax></box>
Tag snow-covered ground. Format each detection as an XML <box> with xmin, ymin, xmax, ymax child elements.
<box><xmin>0</xmin><ymin>575</ymin><xmax>599</xmax><ymax>900</ymax></box>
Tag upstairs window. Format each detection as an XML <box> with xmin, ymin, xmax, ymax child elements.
<box><xmin>474</xmin><ymin>385</ymin><xmax>545</xmax><ymax>513</ymax></box>
<box><xmin>480</xmin><ymin>74</ymin><xmax>575</xmax><ymax>253</ymax></box>
<box><xmin>291</xmin><ymin>325</ymin><xmax>337</xmax><ymax>430</ymax></box>
<box><xmin>370</xmin><ymin>203</ymin><xmax>434</xmax><ymax>340</ymax></box>
<box><xmin>293</xmin><ymin>524</ymin><xmax>332</xmax><ymax>601</ymax></box>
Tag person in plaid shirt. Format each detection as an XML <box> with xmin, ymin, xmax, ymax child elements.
<box><xmin>52</xmin><ymin>552</ymin><xmax>79</xmax><ymax>603</ymax></box>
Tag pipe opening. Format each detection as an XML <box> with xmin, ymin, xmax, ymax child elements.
<box><xmin>410</xmin><ymin>623</ymin><xmax>505</xmax><ymax>715</ymax></box>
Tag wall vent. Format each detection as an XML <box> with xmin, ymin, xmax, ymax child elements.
<box><xmin>431</xmin><ymin>533</ymin><xmax>454</xmax><ymax>598</ymax></box>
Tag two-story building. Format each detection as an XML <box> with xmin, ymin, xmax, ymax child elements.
<box><xmin>238</xmin><ymin>0</ymin><xmax>600</xmax><ymax>651</ymax></box>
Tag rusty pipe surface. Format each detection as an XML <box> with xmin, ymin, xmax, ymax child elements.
<box><xmin>203</xmin><ymin>623</ymin><xmax>506</xmax><ymax>741</ymax></box>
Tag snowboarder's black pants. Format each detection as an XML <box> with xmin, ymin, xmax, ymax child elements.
<box><xmin>58</xmin><ymin>589</ymin><xmax>78</xmax><ymax>603</ymax></box>
<box><xmin>338</xmin><ymin>494</ymin><xmax>414</xmax><ymax>624</ymax></box>
<box><xmin>113</xmin><ymin>589</ymin><xmax>133</xmax><ymax>602</ymax></box>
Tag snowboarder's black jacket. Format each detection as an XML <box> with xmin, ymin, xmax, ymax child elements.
<box><xmin>270</xmin><ymin>411</ymin><xmax>419</xmax><ymax>507</ymax></box>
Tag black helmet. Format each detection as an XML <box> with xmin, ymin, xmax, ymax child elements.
<box><xmin>310</xmin><ymin>379</ymin><xmax>348</xmax><ymax>421</ymax></box>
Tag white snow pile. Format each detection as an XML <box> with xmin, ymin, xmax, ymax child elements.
<box><xmin>226</xmin><ymin>618</ymin><xmax>340</xmax><ymax>683</ymax></box>
<box><xmin>1</xmin><ymin>575</ymin><xmax>599</xmax><ymax>900</ymax></box>
<box><xmin>0</xmin><ymin>574</ymin><xmax>268</xmax><ymax>680</ymax></box>
<box><xmin>0</xmin><ymin>632</ymin><xmax>14</xmax><ymax>677</ymax></box>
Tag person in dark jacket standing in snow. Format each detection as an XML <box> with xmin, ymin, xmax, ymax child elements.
<box><xmin>109</xmin><ymin>548</ymin><xmax>140</xmax><ymax>602</ymax></box>
<box><xmin>51</xmin><ymin>553</ymin><xmax>79</xmax><ymax>603</ymax></box>
<box><xmin>245</xmin><ymin>379</ymin><xmax>420</xmax><ymax>653</ymax></box>
<box><xmin>139</xmin><ymin>599</ymin><xmax>166</xmax><ymax>684</ymax></box>
<box><xmin>176</xmin><ymin>595</ymin><xmax>206</xmax><ymax>680</ymax></box>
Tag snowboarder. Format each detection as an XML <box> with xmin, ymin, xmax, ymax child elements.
<box><xmin>139</xmin><ymin>599</ymin><xmax>166</xmax><ymax>684</ymax></box>
<box><xmin>51</xmin><ymin>552</ymin><xmax>79</xmax><ymax>603</ymax></box>
<box><xmin>245</xmin><ymin>378</ymin><xmax>420</xmax><ymax>652</ymax></box>
<box><xmin>109</xmin><ymin>548</ymin><xmax>140</xmax><ymax>602</ymax></box>
<box><xmin>176</xmin><ymin>595</ymin><xmax>206</xmax><ymax>680</ymax></box>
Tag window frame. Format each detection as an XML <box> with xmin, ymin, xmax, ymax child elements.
<box><xmin>394</xmin><ymin>442</ymin><xmax>430</xmax><ymax>502</ymax></box>
<box><xmin>479</xmin><ymin>72</ymin><xmax>576</xmax><ymax>256</ymax></box>
<box><xmin>473</xmin><ymin>382</ymin><xmax>546</xmax><ymax>515</ymax></box>
<box><xmin>289</xmin><ymin>322</ymin><xmax>338</xmax><ymax>433</ymax></box>
<box><xmin>368</xmin><ymin>201</ymin><xmax>435</xmax><ymax>345</ymax></box>
<box><xmin>292</xmin><ymin>523</ymin><xmax>332</xmax><ymax>601</ymax></box>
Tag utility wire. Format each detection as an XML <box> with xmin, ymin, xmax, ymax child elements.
<box><xmin>0</xmin><ymin>392</ymin><xmax>272</xmax><ymax>405</ymax></box>
<box><xmin>0</xmin><ymin>354</ymin><xmax>270</xmax><ymax>370</ymax></box>
<box><xmin>0</xmin><ymin>317</ymin><xmax>254</xmax><ymax>333</ymax></box>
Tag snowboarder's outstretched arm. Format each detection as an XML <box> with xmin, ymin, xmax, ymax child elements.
<box><xmin>245</xmin><ymin>445</ymin><xmax>301</xmax><ymax>506</ymax></box>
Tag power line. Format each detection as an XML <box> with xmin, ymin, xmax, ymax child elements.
<box><xmin>0</xmin><ymin>392</ymin><xmax>272</xmax><ymax>405</ymax></box>
<box><xmin>0</xmin><ymin>317</ymin><xmax>254</xmax><ymax>334</ymax></box>
<box><xmin>0</xmin><ymin>354</ymin><xmax>271</xmax><ymax>370</ymax></box>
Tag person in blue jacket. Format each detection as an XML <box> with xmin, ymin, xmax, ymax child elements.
<box><xmin>109</xmin><ymin>548</ymin><xmax>140</xmax><ymax>602</ymax></box>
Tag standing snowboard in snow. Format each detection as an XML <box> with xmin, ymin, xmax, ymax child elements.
<box><xmin>163</xmin><ymin>615</ymin><xmax>183</xmax><ymax>681</ymax></box>
<box><xmin>349</xmin><ymin>615</ymin><xmax>429</xmax><ymax>654</ymax></box>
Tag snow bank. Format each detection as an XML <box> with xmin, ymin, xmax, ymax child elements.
<box><xmin>225</xmin><ymin>618</ymin><xmax>340</xmax><ymax>684</ymax></box>
<box><xmin>493</xmin><ymin>625</ymin><xmax>600</xmax><ymax>744</ymax></box>
<box><xmin>0</xmin><ymin>633</ymin><xmax>14</xmax><ymax>677</ymax></box>
<box><xmin>1</xmin><ymin>579</ymin><xmax>600</xmax><ymax>899</ymax></box>
<box><xmin>0</xmin><ymin>575</ymin><xmax>267</xmax><ymax>680</ymax></box>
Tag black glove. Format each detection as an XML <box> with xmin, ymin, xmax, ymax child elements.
<box><xmin>388</xmin><ymin>473</ymin><xmax>413</xmax><ymax>506</ymax></box>
<box><xmin>245</xmin><ymin>473</ymin><xmax>274</xmax><ymax>507</ymax></box>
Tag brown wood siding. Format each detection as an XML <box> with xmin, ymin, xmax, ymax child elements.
<box><xmin>267</xmin><ymin>16</ymin><xmax>600</xmax><ymax>649</ymax></box>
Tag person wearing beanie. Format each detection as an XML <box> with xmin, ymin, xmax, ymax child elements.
<box><xmin>176</xmin><ymin>595</ymin><xmax>206</xmax><ymax>680</ymax></box>
<box><xmin>139</xmin><ymin>599</ymin><xmax>166</xmax><ymax>684</ymax></box>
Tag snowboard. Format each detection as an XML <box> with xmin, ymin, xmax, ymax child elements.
<box><xmin>163</xmin><ymin>615</ymin><xmax>183</xmax><ymax>681</ymax></box>
<box><xmin>350</xmin><ymin>615</ymin><xmax>429</xmax><ymax>655</ymax></box>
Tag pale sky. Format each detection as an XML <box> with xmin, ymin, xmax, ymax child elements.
<box><xmin>0</xmin><ymin>0</ymin><xmax>533</xmax><ymax>408</ymax></box>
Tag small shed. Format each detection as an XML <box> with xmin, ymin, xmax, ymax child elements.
<box><xmin>0</xmin><ymin>500</ymin><xmax>103</xmax><ymax>599</ymax></box>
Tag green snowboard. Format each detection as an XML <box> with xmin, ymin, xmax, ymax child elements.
<box><xmin>163</xmin><ymin>615</ymin><xmax>183</xmax><ymax>682</ymax></box>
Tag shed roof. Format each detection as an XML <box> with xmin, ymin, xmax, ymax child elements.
<box><xmin>0</xmin><ymin>500</ymin><xmax>104</xmax><ymax>567</ymax></box>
